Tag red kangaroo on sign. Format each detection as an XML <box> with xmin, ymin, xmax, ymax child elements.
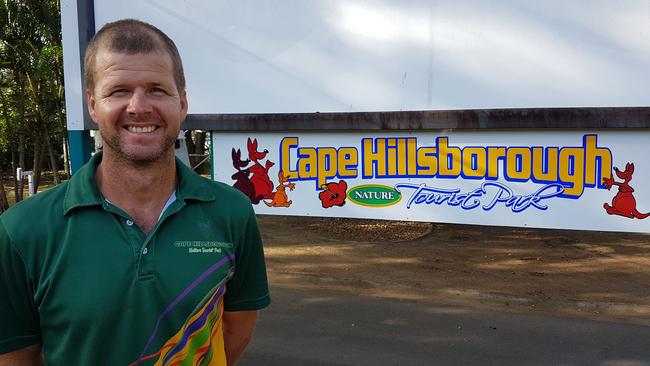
<box><xmin>231</xmin><ymin>148</ymin><xmax>261</xmax><ymax>204</ymax></box>
<box><xmin>603</xmin><ymin>162</ymin><xmax>649</xmax><ymax>219</ymax></box>
<box><xmin>247</xmin><ymin>138</ymin><xmax>275</xmax><ymax>199</ymax></box>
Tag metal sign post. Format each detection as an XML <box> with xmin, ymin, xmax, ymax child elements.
<box><xmin>61</xmin><ymin>0</ymin><xmax>95</xmax><ymax>174</ymax></box>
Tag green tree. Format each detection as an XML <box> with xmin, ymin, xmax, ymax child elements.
<box><xmin>0</xmin><ymin>0</ymin><xmax>66</xmax><ymax>206</ymax></box>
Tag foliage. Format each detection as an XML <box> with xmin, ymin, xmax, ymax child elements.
<box><xmin>0</xmin><ymin>0</ymin><xmax>66</xmax><ymax>204</ymax></box>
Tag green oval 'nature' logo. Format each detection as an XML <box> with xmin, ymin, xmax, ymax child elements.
<box><xmin>347</xmin><ymin>184</ymin><xmax>402</xmax><ymax>207</ymax></box>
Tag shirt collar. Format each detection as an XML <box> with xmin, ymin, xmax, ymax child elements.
<box><xmin>63</xmin><ymin>151</ymin><xmax>216</xmax><ymax>215</ymax></box>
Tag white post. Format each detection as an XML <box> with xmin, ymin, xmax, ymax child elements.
<box><xmin>22</xmin><ymin>171</ymin><xmax>35</xmax><ymax>197</ymax></box>
<box><xmin>27</xmin><ymin>173</ymin><xmax>34</xmax><ymax>197</ymax></box>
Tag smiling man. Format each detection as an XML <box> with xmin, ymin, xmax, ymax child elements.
<box><xmin>0</xmin><ymin>19</ymin><xmax>270</xmax><ymax>365</ymax></box>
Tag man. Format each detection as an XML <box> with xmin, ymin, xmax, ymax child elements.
<box><xmin>0</xmin><ymin>19</ymin><xmax>270</xmax><ymax>365</ymax></box>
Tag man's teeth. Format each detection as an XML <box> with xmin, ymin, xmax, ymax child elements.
<box><xmin>128</xmin><ymin>126</ymin><xmax>156</xmax><ymax>133</ymax></box>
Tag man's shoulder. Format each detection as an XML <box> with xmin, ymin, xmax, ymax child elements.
<box><xmin>2</xmin><ymin>182</ymin><xmax>69</xmax><ymax>221</ymax></box>
<box><xmin>211</xmin><ymin>180</ymin><xmax>253</xmax><ymax>205</ymax></box>
<box><xmin>184</xmin><ymin>178</ymin><xmax>255</xmax><ymax>229</ymax></box>
<box><xmin>0</xmin><ymin>182</ymin><xmax>69</xmax><ymax>238</ymax></box>
<box><xmin>178</xmin><ymin>159</ymin><xmax>253</xmax><ymax>206</ymax></box>
<box><xmin>203</xmin><ymin>178</ymin><xmax>252</xmax><ymax>212</ymax></box>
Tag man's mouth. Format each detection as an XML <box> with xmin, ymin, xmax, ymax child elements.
<box><xmin>126</xmin><ymin>126</ymin><xmax>157</xmax><ymax>133</ymax></box>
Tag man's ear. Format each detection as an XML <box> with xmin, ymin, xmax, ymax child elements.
<box><xmin>179</xmin><ymin>90</ymin><xmax>189</xmax><ymax>124</ymax></box>
<box><xmin>86</xmin><ymin>90</ymin><xmax>97</xmax><ymax>122</ymax></box>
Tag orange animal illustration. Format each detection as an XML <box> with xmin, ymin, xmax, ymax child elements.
<box><xmin>264</xmin><ymin>171</ymin><xmax>295</xmax><ymax>208</ymax></box>
<box><xmin>603</xmin><ymin>162</ymin><xmax>649</xmax><ymax>219</ymax></box>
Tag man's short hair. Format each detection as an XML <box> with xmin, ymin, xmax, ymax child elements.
<box><xmin>84</xmin><ymin>18</ymin><xmax>186</xmax><ymax>93</ymax></box>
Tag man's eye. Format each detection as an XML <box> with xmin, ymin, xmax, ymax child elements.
<box><xmin>151</xmin><ymin>88</ymin><xmax>168</xmax><ymax>96</ymax></box>
<box><xmin>111</xmin><ymin>89</ymin><xmax>129</xmax><ymax>96</ymax></box>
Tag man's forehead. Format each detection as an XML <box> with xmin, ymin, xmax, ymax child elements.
<box><xmin>93</xmin><ymin>49</ymin><xmax>173</xmax><ymax>71</ymax></box>
<box><xmin>94</xmin><ymin>46</ymin><xmax>170</xmax><ymax>62</ymax></box>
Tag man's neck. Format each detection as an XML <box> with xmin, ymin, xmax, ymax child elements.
<box><xmin>95</xmin><ymin>149</ymin><xmax>177</xmax><ymax>234</ymax></box>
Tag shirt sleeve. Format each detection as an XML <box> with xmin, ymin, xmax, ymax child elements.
<box><xmin>223</xmin><ymin>206</ymin><xmax>271</xmax><ymax>311</ymax></box>
<box><xmin>0</xmin><ymin>219</ymin><xmax>41</xmax><ymax>354</ymax></box>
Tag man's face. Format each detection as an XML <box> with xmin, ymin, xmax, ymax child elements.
<box><xmin>87</xmin><ymin>49</ymin><xmax>188</xmax><ymax>164</ymax></box>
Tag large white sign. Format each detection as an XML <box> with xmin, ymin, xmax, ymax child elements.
<box><xmin>213</xmin><ymin>130</ymin><xmax>650</xmax><ymax>233</ymax></box>
<box><xmin>93</xmin><ymin>0</ymin><xmax>650</xmax><ymax>114</ymax></box>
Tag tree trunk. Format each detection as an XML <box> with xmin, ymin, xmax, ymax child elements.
<box><xmin>0</xmin><ymin>93</ymin><xmax>18</xmax><ymax>205</ymax></box>
<box><xmin>195</xmin><ymin>131</ymin><xmax>206</xmax><ymax>156</ymax></box>
<box><xmin>11</xmin><ymin>146</ymin><xmax>18</xmax><ymax>203</ymax></box>
<box><xmin>37</xmin><ymin>145</ymin><xmax>47</xmax><ymax>192</ymax></box>
<box><xmin>32</xmin><ymin>132</ymin><xmax>43</xmax><ymax>193</ymax></box>
<box><xmin>184</xmin><ymin>130</ymin><xmax>196</xmax><ymax>166</ymax></box>
<box><xmin>16</xmin><ymin>135</ymin><xmax>25</xmax><ymax>203</ymax></box>
<box><xmin>44</xmin><ymin>131</ymin><xmax>60</xmax><ymax>184</ymax></box>
<box><xmin>194</xmin><ymin>131</ymin><xmax>207</xmax><ymax>172</ymax></box>
<box><xmin>0</xmin><ymin>167</ymin><xmax>10</xmax><ymax>212</ymax></box>
<box><xmin>14</xmin><ymin>71</ymin><xmax>26</xmax><ymax>202</ymax></box>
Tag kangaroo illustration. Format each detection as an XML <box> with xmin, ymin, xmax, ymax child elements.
<box><xmin>264</xmin><ymin>171</ymin><xmax>295</xmax><ymax>208</ymax></box>
<box><xmin>247</xmin><ymin>138</ymin><xmax>275</xmax><ymax>200</ymax></box>
<box><xmin>231</xmin><ymin>148</ymin><xmax>261</xmax><ymax>204</ymax></box>
<box><xmin>603</xmin><ymin>162</ymin><xmax>649</xmax><ymax>219</ymax></box>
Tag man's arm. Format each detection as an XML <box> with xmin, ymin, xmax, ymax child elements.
<box><xmin>222</xmin><ymin>310</ymin><xmax>258</xmax><ymax>366</ymax></box>
<box><xmin>0</xmin><ymin>344</ymin><xmax>43</xmax><ymax>366</ymax></box>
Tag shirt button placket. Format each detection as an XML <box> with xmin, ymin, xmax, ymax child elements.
<box><xmin>124</xmin><ymin>219</ymin><xmax>144</xmax><ymax>262</ymax></box>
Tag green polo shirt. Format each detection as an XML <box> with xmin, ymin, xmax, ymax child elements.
<box><xmin>0</xmin><ymin>152</ymin><xmax>270</xmax><ymax>365</ymax></box>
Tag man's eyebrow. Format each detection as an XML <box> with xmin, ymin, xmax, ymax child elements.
<box><xmin>103</xmin><ymin>82</ymin><xmax>128</xmax><ymax>90</ymax></box>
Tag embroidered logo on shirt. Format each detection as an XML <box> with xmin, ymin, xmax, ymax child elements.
<box><xmin>174</xmin><ymin>241</ymin><xmax>233</xmax><ymax>254</ymax></box>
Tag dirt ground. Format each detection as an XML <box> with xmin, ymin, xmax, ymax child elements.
<box><xmin>258</xmin><ymin>216</ymin><xmax>650</xmax><ymax>326</ymax></box>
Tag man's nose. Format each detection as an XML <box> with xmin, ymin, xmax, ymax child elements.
<box><xmin>126</xmin><ymin>89</ymin><xmax>152</xmax><ymax>115</ymax></box>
